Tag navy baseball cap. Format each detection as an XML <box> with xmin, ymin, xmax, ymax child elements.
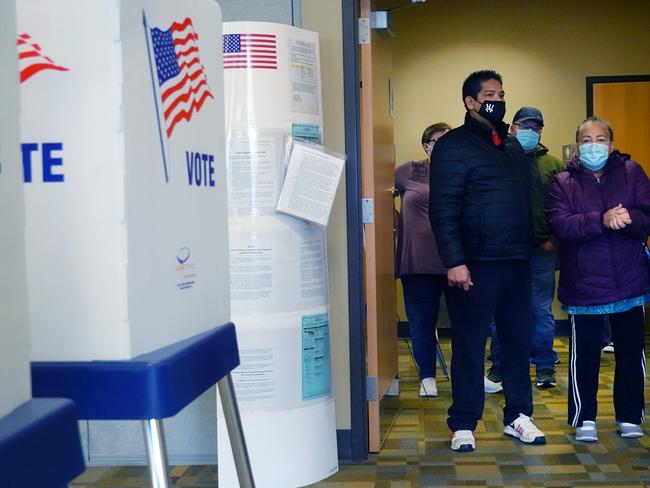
<box><xmin>512</xmin><ymin>106</ymin><xmax>544</xmax><ymax>126</ymax></box>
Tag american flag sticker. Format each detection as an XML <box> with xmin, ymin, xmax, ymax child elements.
<box><xmin>223</xmin><ymin>33</ymin><xmax>278</xmax><ymax>70</ymax></box>
<box><xmin>17</xmin><ymin>33</ymin><xmax>69</xmax><ymax>84</ymax></box>
<box><xmin>147</xmin><ymin>16</ymin><xmax>214</xmax><ymax>138</ymax></box>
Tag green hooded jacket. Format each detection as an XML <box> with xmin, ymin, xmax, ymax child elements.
<box><xmin>529</xmin><ymin>143</ymin><xmax>565</xmax><ymax>245</ymax></box>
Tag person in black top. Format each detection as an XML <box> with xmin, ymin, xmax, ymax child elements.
<box><xmin>429</xmin><ymin>70</ymin><xmax>546</xmax><ymax>452</ymax></box>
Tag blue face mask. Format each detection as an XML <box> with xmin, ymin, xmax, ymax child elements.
<box><xmin>515</xmin><ymin>129</ymin><xmax>540</xmax><ymax>152</ymax></box>
<box><xmin>578</xmin><ymin>143</ymin><xmax>609</xmax><ymax>171</ymax></box>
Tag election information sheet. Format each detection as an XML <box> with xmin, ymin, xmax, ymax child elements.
<box><xmin>276</xmin><ymin>143</ymin><xmax>344</xmax><ymax>226</ymax></box>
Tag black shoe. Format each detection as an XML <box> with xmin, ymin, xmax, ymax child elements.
<box><xmin>487</xmin><ymin>365</ymin><xmax>501</xmax><ymax>384</ymax></box>
<box><xmin>535</xmin><ymin>368</ymin><xmax>556</xmax><ymax>388</ymax></box>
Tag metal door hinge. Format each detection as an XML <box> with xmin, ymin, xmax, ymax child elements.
<box><xmin>362</xmin><ymin>198</ymin><xmax>374</xmax><ymax>224</ymax></box>
<box><xmin>366</xmin><ymin>375</ymin><xmax>378</xmax><ymax>401</ymax></box>
<box><xmin>358</xmin><ymin>18</ymin><xmax>370</xmax><ymax>44</ymax></box>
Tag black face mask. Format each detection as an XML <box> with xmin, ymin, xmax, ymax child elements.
<box><xmin>477</xmin><ymin>99</ymin><xmax>506</xmax><ymax>125</ymax></box>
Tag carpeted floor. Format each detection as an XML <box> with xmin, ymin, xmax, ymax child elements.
<box><xmin>72</xmin><ymin>336</ymin><xmax>650</xmax><ymax>487</ymax></box>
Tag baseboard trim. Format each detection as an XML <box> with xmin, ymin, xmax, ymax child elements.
<box><xmin>336</xmin><ymin>429</ymin><xmax>352</xmax><ymax>460</ymax></box>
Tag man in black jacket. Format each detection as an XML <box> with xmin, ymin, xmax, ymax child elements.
<box><xmin>429</xmin><ymin>70</ymin><xmax>546</xmax><ymax>452</ymax></box>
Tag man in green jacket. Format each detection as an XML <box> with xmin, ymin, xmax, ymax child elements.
<box><xmin>485</xmin><ymin>106</ymin><xmax>565</xmax><ymax>391</ymax></box>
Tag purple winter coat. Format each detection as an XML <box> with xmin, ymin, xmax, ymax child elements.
<box><xmin>546</xmin><ymin>151</ymin><xmax>650</xmax><ymax>306</ymax></box>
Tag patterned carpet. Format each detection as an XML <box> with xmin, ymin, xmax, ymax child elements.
<box><xmin>72</xmin><ymin>336</ymin><xmax>650</xmax><ymax>487</ymax></box>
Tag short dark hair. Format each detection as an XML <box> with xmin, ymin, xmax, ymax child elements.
<box><xmin>421</xmin><ymin>122</ymin><xmax>452</xmax><ymax>145</ymax></box>
<box><xmin>575</xmin><ymin>116</ymin><xmax>614</xmax><ymax>142</ymax></box>
<box><xmin>461</xmin><ymin>70</ymin><xmax>503</xmax><ymax>107</ymax></box>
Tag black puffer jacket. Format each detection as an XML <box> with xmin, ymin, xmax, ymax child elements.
<box><xmin>429</xmin><ymin>113</ymin><xmax>533</xmax><ymax>268</ymax></box>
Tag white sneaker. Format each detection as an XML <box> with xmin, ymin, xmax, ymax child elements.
<box><xmin>419</xmin><ymin>377</ymin><xmax>438</xmax><ymax>397</ymax></box>
<box><xmin>484</xmin><ymin>376</ymin><xmax>503</xmax><ymax>394</ymax></box>
<box><xmin>575</xmin><ymin>420</ymin><xmax>598</xmax><ymax>442</ymax></box>
<box><xmin>617</xmin><ymin>421</ymin><xmax>643</xmax><ymax>438</ymax></box>
<box><xmin>451</xmin><ymin>430</ymin><xmax>475</xmax><ymax>452</ymax></box>
<box><xmin>385</xmin><ymin>377</ymin><xmax>400</xmax><ymax>397</ymax></box>
<box><xmin>504</xmin><ymin>413</ymin><xmax>546</xmax><ymax>444</ymax></box>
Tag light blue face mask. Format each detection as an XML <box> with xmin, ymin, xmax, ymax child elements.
<box><xmin>515</xmin><ymin>129</ymin><xmax>540</xmax><ymax>152</ymax></box>
<box><xmin>578</xmin><ymin>143</ymin><xmax>609</xmax><ymax>171</ymax></box>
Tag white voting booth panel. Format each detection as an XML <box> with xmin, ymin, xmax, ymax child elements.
<box><xmin>17</xmin><ymin>0</ymin><xmax>229</xmax><ymax>465</ymax></box>
<box><xmin>18</xmin><ymin>0</ymin><xmax>229</xmax><ymax>362</ymax></box>
<box><xmin>0</xmin><ymin>0</ymin><xmax>31</xmax><ymax>419</ymax></box>
<box><xmin>220</xmin><ymin>21</ymin><xmax>338</xmax><ymax>488</ymax></box>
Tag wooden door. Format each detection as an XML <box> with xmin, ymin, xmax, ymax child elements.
<box><xmin>359</xmin><ymin>0</ymin><xmax>398</xmax><ymax>452</ymax></box>
<box><xmin>591</xmin><ymin>78</ymin><xmax>650</xmax><ymax>175</ymax></box>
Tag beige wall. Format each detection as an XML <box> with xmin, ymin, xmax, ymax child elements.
<box><xmin>390</xmin><ymin>0</ymin><xmax>650</xmax><ymax>319</ymax></box>
<box><xmin>301</xmin><ymin>0</ymin><xmax>351</xmax><ymax>429</ymax></box>
<box><xmin>390</xmin><ymin>0</ymin><xmax>650</xmax><ymax>165</ymax></box>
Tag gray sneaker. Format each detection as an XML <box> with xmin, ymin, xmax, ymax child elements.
<box><xmin>487</xmin><ymin>365</ymin><xmax>501</xmax><ymax>383</ymax></box>
<box><xmin>535</xmin><ymin>368</ymin><xmax>556</xmax><ymax>388</ymax></box>
<box><xmin>575</xmin><ymin>420</ymin><xmax>598</xmax><ymax>442</ymax></box>
<box><xmin>617</xmin><ymin>422</ymin><xmax>643</xmax><ymax>438</ymax></box>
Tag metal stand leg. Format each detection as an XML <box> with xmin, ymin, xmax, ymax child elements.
<box><xmin>436</xmin><ymin>342</ymin><xmax>449</xmax><ymax>380</ymax></box>
<box><xmin>142</xmin><ymin>419</ymin><xmax>172</xmax><ymax>488</ymax></box>
<box><xmin>435</xmin><ymin>329</ymin><xmax>449</xmax><ymax>380</ymax></box>
<box><xmin>218</xmin><ymin>373</ymin><xmax>256</xmax><ymax>488</ymax></box>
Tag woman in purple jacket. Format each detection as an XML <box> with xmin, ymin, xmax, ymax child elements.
<box><xmin>395</xmin><ymin>122</ymin><xmax>451</xmax><ymax>397</ymax></box>
<box><xmin>546</xmin><ymin>116</ymin><xmax>650</xmax><ymax>442</ymax></box>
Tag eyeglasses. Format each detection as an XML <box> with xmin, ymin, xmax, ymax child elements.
<box><xmin>428</xmin><ymin>137</ymin><xmax>441</xmax><ymax>144</ymax></box>
<box><xmin>514</xmin><ymin>122</ymin><xmax>542</xmax><ymax>133</ymax></box>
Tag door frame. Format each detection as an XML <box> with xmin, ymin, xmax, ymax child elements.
<box><xmin>586</xmin><ymin>75</ymin><xmax>650</xmax><ymax>115</ymax></box>
<box><xmin>341</xmin><ymin>0</ymin><xmax>368</xmax><ymax>463</ymax></box>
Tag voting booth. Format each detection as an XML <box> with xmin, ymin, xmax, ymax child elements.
<box><xmin>1</xmin><ymin>0</ymin><xmax>30</xmax><ymax>421</ymax></box>
<box><xmin>220</xmin><ymin>21</ymin><xmax>338</xmax><ymax>488</ymax></box>
<box><xmin>0</xmin><ymin>3</ymin><xmax>85</xmax><ymax>486</ymax></box>
<box><xmin>17</xmin><ymin>0</ymin><xmax>240</xmax><ymax>474</ymax></box>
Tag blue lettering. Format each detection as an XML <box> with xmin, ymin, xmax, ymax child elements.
<box><xmin>21</xmin><ymin>142</ymin><xmax>65</xmax><ymax>183</ymax></box>
<box><xmin>209</xmin><ymin>155</ymin><xmax>215</xmax><ymax>187</ymax></box>
<box><xmin>194</xmin><ymin>152</ymin><xmax>202</xmax><ymax>186</ymax></box>
<box><xmin>21</xmin><ymin>143</ymin><xmax>38</xmax><ymax>183</ymax></box>
<box><xmin>186</xmin><ymin>151</ymin><xmax>194</xmax><ymax>184</ymax></box>
<box><xmin>185</xmin><ymin>150</ymin><xmax>216</xmax><ymax>188</ymax></box>
<box><xmin>42</xmin><ymin>143</ymin><xmax>64</xmax><ymax>182</ymax></box>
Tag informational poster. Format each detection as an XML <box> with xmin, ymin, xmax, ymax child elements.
<box><xmin>276</xmin><ymin>143</ymin><xmax>345</xmax><ymax>226</ymax></box>
<box><xmin>229</xmin><ymin>214</ymin><xmax>328</xmax><ymax>315</ymax></box>
<box><xmin>302</xmin><ymin>312</ymin><xmax>331</xmax><ymax>400</ymax></box>
<box><xmin>289</xmin><ymin>37</ymin><xmax>319</xmax><ymax>115</ymax></box>
<box><xmin>291</xmin><ymin>122</ymin><xmax>321</xmax><ymax>145</ymax></box>
<box><xmin>227</xmin><ymin>130</ymin><xmax>289</xmax><ymax>211</ymax></box>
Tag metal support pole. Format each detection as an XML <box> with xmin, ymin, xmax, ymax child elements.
<box><xmin>142</xmin><ymin>419</ymin><xmax>172</xmax><ymax>488</ymax></box>
<box><xmin>218</xmin><ymin>373</ymin><xmax>256</xmax><ymax>488</ymax></box>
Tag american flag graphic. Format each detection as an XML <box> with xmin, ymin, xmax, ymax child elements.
<box><xmin>17</xmin><ymin>33</ymin><xmax>69</xmax><ymax>84</ymax></box>
<box><xmin>150</xmin><ymin>18</ymin><xmax>213</xmax><ymax>138</ymax></box>
<box><xmin>223</xmin><ymin>33</ymin><xmax>278</xmax><ymax>70</ymax></box>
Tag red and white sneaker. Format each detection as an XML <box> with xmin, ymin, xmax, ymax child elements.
<box><xmin>504</xmin><ymin>413</ymin><xmax>546</xmax><ymax>444</ymax></box>
<box><xmin>451</xmin><ymin>430</ymin><xmax>475</xmax><ymax>452</ymax></box>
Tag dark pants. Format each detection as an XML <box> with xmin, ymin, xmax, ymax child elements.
<box><xmin>568</xmin><ymin>307</ymin><xmax>646</xmax><ymax>427</ymax></box>
<box><xmin>446</xmin><ymin>260</ymin><xmax>533</xmax><ymax>432</ymax></box>
<box><xmin>490</xmin><ymin>247</ymin><xmax>558</xmax><ymax>371</ymax></box>
<box><xmin>401</xmin><ymin>274</ymin><xmax>448</xmax><ymax>379</ymax></box>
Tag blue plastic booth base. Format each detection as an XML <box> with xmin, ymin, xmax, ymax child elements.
<box><xmin>30</xmin><ymin>322</ymin><xmax>255</xmax><ymax>488</ymax></box>
<box><xmin>0</xmin><ymin>398</ymin><xmax>85</xmax><ymax>488</ymax></box>
<box><xmin>31</xmin><ymin>322</ymin><xmax>240</xmax><ymax>420</ymax></box>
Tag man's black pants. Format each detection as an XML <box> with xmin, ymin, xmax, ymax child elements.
<box><xmin>446</xmin><ymin>260</ymin><xmax>533</xmax><ymax>432</ymax></box>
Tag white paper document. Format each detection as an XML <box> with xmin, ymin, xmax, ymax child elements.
<box><xmin>276</xmin><ymin>143</ymin><xmax>345</xmax><ymax>226</ymax></box>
